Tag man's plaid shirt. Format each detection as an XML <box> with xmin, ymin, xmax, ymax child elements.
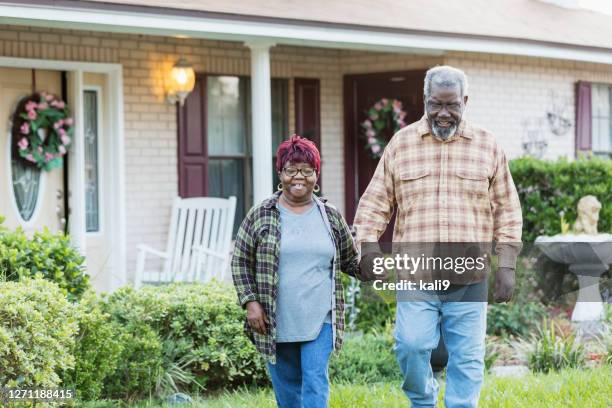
<box><xmin>354</xmin><ymin>115</ymin><xmax>523</xmax><ymax>269</ymax></box>
<box><xmin>232</xmin><ymin>191</ymin><xmax>364</xmax><ymax>363</ymax></box>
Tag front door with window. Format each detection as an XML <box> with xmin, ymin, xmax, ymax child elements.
<box><xmin>344</xmin><ymin>70</ymin><xmax>426</xmax><ymax>242</ymax></box>
<box><xmin>0</xmin><ymin>67</ymin><xmax>65</xmax><ymax>234</ymax></box>
<box><xmin>82</xmin><ymin>72</ymin><xmax>114</xmax><ymax>290</ymax></box>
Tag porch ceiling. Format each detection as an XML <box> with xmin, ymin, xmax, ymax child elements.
<box><xmin>1</xmin><ymin>0</ymin><xmax>612</xmax><ymax>64</ymax></box>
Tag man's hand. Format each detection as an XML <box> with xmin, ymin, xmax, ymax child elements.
<box><xmin>359</xmin><ymin>252</ymin><xmax>389</xmax><ymax>281</ymax></box>
<box><xmin>494</xmin><ymin>267</ymin><xmax>515</xmax><ymax>303</ymax></box>
<box><xmin>246</xmin><ymin>301</ymin><xmax>269</xmax><ymax>334</ymax></box>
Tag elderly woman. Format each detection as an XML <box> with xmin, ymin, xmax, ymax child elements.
<box><xmin>232</xmin><ymin>135</ymin><xmax>365</xmax><ymax>408</ymax></box>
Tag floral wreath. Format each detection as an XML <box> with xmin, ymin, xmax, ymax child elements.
<box><xmin>361</xmin><ymin>98</ymin><xmax>408</xmax><ymax>159</ymax></box>
<box><xmin>13</xmin><ymin>91</ymin><xmax>74</xmax><ymax>171</ymax></box>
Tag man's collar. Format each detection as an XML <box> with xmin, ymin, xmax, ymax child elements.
<box><xmin>417</xmin><ymin>115</ymin><xmax>472</xmax><ymax>141</ymax></box>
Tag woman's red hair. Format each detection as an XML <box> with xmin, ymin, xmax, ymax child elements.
<box><xmin>275</xmin><ymin>135</ymin><xmax>321</xmax><ymax>174</ymax></box>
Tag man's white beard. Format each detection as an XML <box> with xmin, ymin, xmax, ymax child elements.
<box><xmin>431</xmin><ymin>120</ymin><xmax>458</xmax><ymax>140</ymax></box>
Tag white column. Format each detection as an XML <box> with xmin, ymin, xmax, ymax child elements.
<box><xmin>67</xmin><ymin>70</ymin><xmax>86</xmax><ymax>254</ymax></box>
<box><xmin>246</xmin><ymin>41</ymin><xmax>275</xmax><ymax>204</ymax></box>
<box><xmin>108</xmin><ymin>67</ymin><xmax>127</xmax><ymax>290</ymax></box>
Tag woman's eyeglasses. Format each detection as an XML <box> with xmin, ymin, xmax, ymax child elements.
<box><xmin>283</xmin><ymin>167</ymin><xmax>315</xmax><ymax>177</ymax></box>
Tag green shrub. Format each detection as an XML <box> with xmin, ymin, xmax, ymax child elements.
<box><xmin>0</xmin><ymin>224</ymin><xmax>89</xmax><ymax>301</ymax></box>
<box><xmin>329</xmin><ymin>327</ymin><xmax>401</xmax><ymax>384</ymax></box>
<box><xmin>600</xmin><ymin>324</ymin><xmax>612</xmax><ymax>365</ymax></box>
<box><xmin>354</xmin><ymin>297</ymin><xmax>395</xmax><ymax>334</ymax></box>
<box><xmin>487</xmin><ymin>301</ymin><xmax>548</xmax><ymax>337</ymax></box>
<box><xmin>509</xmin><ymin>156</ymin><xmax>612</xmax><ymax>242</ymax></box>
<box><xmin>103</xmin><ymin>321</ymin><xmax>164</xmax><ymax>400</ymax></box>
<box><xmin>485</xmin><ymin>340</ymin><xmax>500</xmax><ymax>372</ymax></box>
<box><xmin>0</xmin><ymin>278</ymin><xmax>78</xmax><ymax>387</ymax></box>
<box><xmin>604</xmin><ymin>303</ymin><xmax>612</xmax><ymax>324</ymax></box>
<box><xmin>61</xmin><ymin>291</ymin><xmax>124</xmax><ymax>401</ymax></box>
<box><xmin>341</xmin><ymin>272</ymin><xmax>395</xmax><ymax>334</ymax></box>
<box><xmin>100</xmin><ymin>281</ymin><xmax>267</xmax><ymax>399</ymax></box>
<box><xmin>522</xmin><ymin>320</ymin><xmax>585</xmax><ymax>373</ymax></box>
<box><xmin>604</xmin><ymin>305</ymin><xmax>612</xmax><ymax>365</ymax></box>
<box><xmin>99</xmin><ymin>287</ymin><xmax>167</xmax><ymax>400</ymax></box>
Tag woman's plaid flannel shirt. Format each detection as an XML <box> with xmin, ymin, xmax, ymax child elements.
<box><xmin>231</xmin><ymin>191</ymin><xmax>364</xmax><ymax>363</ymax></box>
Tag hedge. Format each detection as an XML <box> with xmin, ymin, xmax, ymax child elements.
<box><xmin>0</xmin><ymin>278</ymin><xmax>267</xmax><ymax>402</ymax></box>
<box><xmin>99</xmin><ymin>282</ymin><xmax>268</xmax><ymax>399</ymax></box>
<box><xmin>0</xmin><ymin>278</ymin><xmax>78</xmax><ymax>388</ymax></box>
<box><xmin>60</xmin><ymin>290</ymin><xmax>124</xmax><ymax>401</ymax></box>
<box><xmin>0</xmin><ymin>217</ymin><xmax>89</xmax><ymax>300</ymax></box>
<box><xmin>509</xmin><ymin>156</ymin><xmax>611</xmax><ymax>242</ymax></box>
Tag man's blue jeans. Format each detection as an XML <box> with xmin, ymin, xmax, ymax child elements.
<box><xmin>394</xmin><ymin>298</ymin><xmax>487</xmax><ymax>408</ymax></box>
<box><xmin>267</xmin><ymin>323</ymin><xmax>333</xmax><ymax>408</ymax></box>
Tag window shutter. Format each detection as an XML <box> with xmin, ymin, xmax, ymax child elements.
<box><xmin>178</xmin><ymin>76</ymin><xmax>208</xmax><ymax>198</ymax></box>
<box><xmin>575</xmin><ymin>81</ymin><xmax>592</xmax><ymax>153</ymax></box>
<box><xmin>294</xmin><ymin>78</ymin><xmax>321</xmax><ymax>148</ymax></box>
<box><xmin>294</xmin><ymin>78</ymin><xmax>321</xmax><ymax>190</ymax></box>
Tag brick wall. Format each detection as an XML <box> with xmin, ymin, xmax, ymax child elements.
<box><xmin>2</xmin><ymin>24</ymin><xmax>611</xmax><ymax>281</ymax></box>
<box><xmin>445</xmin><ymin>51</ymin><xmax>612</xmax><ymax>159</ymax></box>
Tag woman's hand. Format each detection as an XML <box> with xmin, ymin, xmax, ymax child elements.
<box><xmin>246</xmin><ymin>301</ymin><xmax>269</xmax><ymax>334</ymax></box>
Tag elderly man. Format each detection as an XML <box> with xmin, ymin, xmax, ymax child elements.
<box><xmin>354</xmin><ymin>65</ymin><xmax>522</xmax><ymax>408</ymax></box>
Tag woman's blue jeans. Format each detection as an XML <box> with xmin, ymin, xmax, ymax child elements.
<box><xmin>267</xmin><ymin>323</ymin><xmax>333</xmax><ymax>408</ymax></box>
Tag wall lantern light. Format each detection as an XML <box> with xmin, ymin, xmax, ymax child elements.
<box><xmin>167</xmin><ymin>58</ymin><xmax>196</xmax><ymax>106</ymax></box>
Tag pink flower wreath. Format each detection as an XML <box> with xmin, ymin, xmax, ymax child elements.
<box><xmin>361</xmin><ymin>98</ymin><xmax>407</xmax><ymax>159</ymax></box>
<box><xmin>13</xmin><ymin>91</ymin><xmax>74</xmax><ymax>171</ymax></box>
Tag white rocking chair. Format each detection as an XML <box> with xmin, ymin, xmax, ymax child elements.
<box><xmin>134</xmin><ymin>196</ymin><xmax>237</xmax><ymax>288</ymax></box>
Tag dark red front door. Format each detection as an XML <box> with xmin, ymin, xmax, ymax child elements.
<box><xmin>344</xmin><ymin>70</ymin><xmax>426</xmax><ymax>241</ymax></box>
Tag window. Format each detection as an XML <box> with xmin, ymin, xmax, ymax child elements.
<box><xmin>84</xmin><ymin>89</ymin><xmax>100</xmax><ymax>232</ymax></box>
<box><xmin>591</xmin><ymin>84</ymin><xmax>612</xmax><ymax>159</ymax></box>
<box><xmin>11</xmin><ymin>158</ymin><xmax>41</xmax><ymax>222</ymax></box>
<box><xmin>206</xmin><ymin>76</ymin><xmax>288</xmax><ymax>232</ymax></box>
<box><xmin>10</xmin><ymin>101</ymin><xmax>41</xmax><ymax>223</ymax></box>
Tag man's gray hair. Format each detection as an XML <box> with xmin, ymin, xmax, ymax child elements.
<box><xmin>423</xmin><ymin>66</ymin><xmax>468</xmax><ymax>99</ymax></box>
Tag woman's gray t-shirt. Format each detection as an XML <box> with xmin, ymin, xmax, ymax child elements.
<box><xmin>275</xmin><ymin>201</ymin><xmax>335</xmax><ymax>342</ymax></box>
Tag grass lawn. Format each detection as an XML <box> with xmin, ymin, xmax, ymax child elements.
<box><xmin>114</xmin><ymin>365</ymin><xmax>611</xmax><ymax>407</ymax></box>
